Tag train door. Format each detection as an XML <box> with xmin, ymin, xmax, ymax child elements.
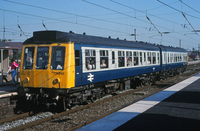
<box><xmin>74</xmin><ymin>44</ymin><xmax>82</xmax><ymax>86</ymax></box>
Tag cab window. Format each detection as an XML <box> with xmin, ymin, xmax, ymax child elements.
<box><xmin>23</xmin><ymin>47</ymin><xmax>34</xmax><ymax>69</ymax></box>
<box><xmin>36</xmin><ymin>47</ymin><xmax>49</xmax><ymax>69</ymax></box>
<box><xmin>51</xmin><ymin>46</ymin><xmax>65</xmax><ymax>70</ymax></box>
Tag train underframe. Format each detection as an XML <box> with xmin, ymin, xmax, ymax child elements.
<box><xmin>11</xmin><ymin>66</ymin><xmax>186</xmax><ymax>114</ymax></box>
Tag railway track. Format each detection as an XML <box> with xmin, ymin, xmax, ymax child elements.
<box><xmin>0</xmin><ymin>63</ymin><xmax>200</xmax><ymax>131</ymax></box>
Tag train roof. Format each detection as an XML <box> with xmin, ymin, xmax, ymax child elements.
<box><xmin>158</xmin><ymin>45</ymin><xmax>187</xmax><ymax>52</ymax></box>
<box><xmin>24</xmin><ymin>30</ymin><xmax>159</xmax><ymax>51</ymax></box>
<box><xmin>24</xmin><ymin>30</ymin><xmax>186</xmax><ymax>52</ymax></box>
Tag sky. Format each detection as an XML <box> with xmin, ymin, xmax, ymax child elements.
<box><xmin>1</xmin><ymin>0</ymin><xmax>200</xmax><ymax>51</ymax></box>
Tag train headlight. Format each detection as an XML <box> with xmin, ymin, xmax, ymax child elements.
<box><xmin>53</xmin><ymin>78</ymin><xmax>60</xmax><ymax>84</ymax></box>
<box><xmin>24</xmin><ymin>77</ymin><xmax>29</xmax><ymax>83</ymax></box>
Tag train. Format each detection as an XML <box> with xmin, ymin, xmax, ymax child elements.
<box><xmin>15</xmin><ymin>30</ymin><xmax>187</xmax><ymax>112</ymax></box>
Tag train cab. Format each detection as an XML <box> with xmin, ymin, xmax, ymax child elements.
<box><xmin>20</xmin><ymin>32</ymin><xmax>75</xmax><ymax>91</ymax></box>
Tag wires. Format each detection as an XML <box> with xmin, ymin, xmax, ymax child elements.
<box><xmin>3</xmin><ymin>0</ymin><xmax>144</xmax><ymax>29</ymax></box>
<box><xmin>157</xmin><ymin>0</ymin><xmax>200</xmax><ymax>20</ymax></box>
<box><xmin>182</xmin><ymin>12</ymin><xmax>198</xmax><ymax>35</ymax></box>
<box><xmin>0</xmin><ymin>8</ymin><xmax>130</xmax><ymax>35</ymax></box>
<box><xmin>179</xmin><ymin>0</ymin><xmax>200</xmax><ymax>15</ymax></box>
<box><xmin>1</xmin><ymin>0</ymin><xmax>200</xmax><ymax>49</ymax></box>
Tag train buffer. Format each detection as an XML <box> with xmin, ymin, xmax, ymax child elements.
<box><xmin>77</xmin><ymin>73</ymin><xmax>200</xmax><ymax>131</ymax></box>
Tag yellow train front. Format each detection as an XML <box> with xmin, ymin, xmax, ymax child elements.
<box><xmin>18</xmin><ymin>31</ymin><xmax>76</xmax><ymax>112</ymax></box>
<box><xmin>21</xmin><ymin>41</ymin><xmax>75</xmax><ymax>89</ymax></box>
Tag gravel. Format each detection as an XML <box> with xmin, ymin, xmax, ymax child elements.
<box><xmin>0</xmin><ymin>112</ymin><xmax>54</xmax><ymax>131</ymax></box>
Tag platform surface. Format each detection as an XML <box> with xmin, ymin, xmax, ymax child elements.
<box><xmin>77</xmin><ymin>74</ymin><xmax>200</xmax><ymax>131</ymax></box>
<box><xmin>0</xmin><ymin>84</ymin><xmax>18</xmax><ymax>98</ymax></box>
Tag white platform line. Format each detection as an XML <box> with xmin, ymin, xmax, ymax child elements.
<box><xmin>0</xmin><ymin>92</ymin><xmax>17</xmax><ymax>99</ymax></box>
<box><xmin>77</xmin><ymin>74</ymin><xmax>200</xmax><ymax>131</ymax></box>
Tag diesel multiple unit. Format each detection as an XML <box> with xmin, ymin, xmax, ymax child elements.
<box><xmin>17</xmin><ymin>30</ymin><xmax>187</xmax><ymax>111</ymax></box>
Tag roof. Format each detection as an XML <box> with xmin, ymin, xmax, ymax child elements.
<box><xmin>6</xmin><ymin>42</ymin><xmax>23</xmax><ymax>50</ymax></box>
<box><xmin>158</xmin><ymin>45</ymin><xmax>187</xmax><ymax>52</ymax></box>
<box><xmin>24</xmin><ymin>30</ymin><xmax>187</xmax><ymax>52</ymax></box>
<box><xmin>0</xmin><ymin>41</ymin><xmax>12</xmax><ymax>49</ymax></box>
<box><xmin>24</xmin><ymin>30</ymin><xmax>159</xmax><ymax>51</ymax></box>
<box><xmin>0</xmin><ymin>41</ymin><xmax>22</xmax><ymax>50</ymax></box>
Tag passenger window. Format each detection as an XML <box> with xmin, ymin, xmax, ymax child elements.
<box><xmin>100</xmin><ymin>50</ymin><xmax>108</xmax><ymax>69</ymax></box>
<box><xmin>163</xmin><ymin>53</ymin><xmax>166</xmax><ymax>64</ymax></box>
<box><xmin>118</xmin><ymin>51</ymin><xmax>125</xmax><ymax>67</ymax></box>
<box><xmin>170</xmin><ymin>53</ymin><xmax>173</xmax><ymax>63</ymax></box>
<box><xmin>147</xmin><ymin>52</ymin><xmax>151</xmax><ymax>65</ymax></box>
<box><xmin>175</xmin><ymin>54</ymin><xmax>177</xmax><ymax>62</ymax></box>
<box><xmin>126</xmin><ymin>51</ymin><xmax>132</xmax><ymax>67</ymax></box>
<box><xmin>85</xmin><ymin>49</ymin><xmax>96</xmax><ymax>70</ymax></box>
<box><xmin>36</xmin><ymin>47</ymin><xmax>49</xmax><ymax>69</ymax></box>
<box><xmin>152</xmin><ymin>52</ymin><xmax>156</xmax><ymax>64</ymax></box>
<box><xmin>75</xmin><ymin>50</ymin><xmax>80</xmax><ymax>66</ymax></box>
<box><xmin>23</xmin><ymin>47</ymin><xmax>35</xmax><ymax>69</ymax></box>
<box><xmin>140</xmin><ymin>52</ymin><xmax>143</xmax><ymax>65</ymax></box>
<box><xmin>144</xmin><ymin>52</ymin><xmax>147</xmax><ymax>65</ymax></box>
<box><xmin>157</xmin><ymin>53</ymin><xmax>160</xmax><ymax>64</ymax></box>
<box><xmin>167</xmin><ymin>53</ymin><xmax>170</xmax><ymax>63</ymax></box>
<box><xmin>51</xmin><ymin>46</ymin><xmax>65</xmax><ymax>70</ymax></box>
<box><xmin>112</xmin><ymin>51</ymin><xmax>115</xmax><ymax>64</ymax></box>
<box><xmin>134</xmin><ymin>52</ymin><xmax>139</xmax><ymax>66</ymax></box>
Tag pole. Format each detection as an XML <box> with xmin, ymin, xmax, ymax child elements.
<box><xmin>1</xmin><ymin>49</ymin><xmax>3</xmax><ymax>84</ymax></box>
<box><xmin>3</xmin><ymin>11</ymin><xmax>5</xmax><ymax>42</ymax></box>
<box><xmin>179</xmin><ymin>39</ymin><xmax>181</xmax><ymax>48</ymax></box>
<box><xmin>134</xmin><ymin>29</ymin><xmax>136</xmax><ymax>41</ymax></box>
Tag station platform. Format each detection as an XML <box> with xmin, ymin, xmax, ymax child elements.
<box><xmin>0</xmin><ymin>84</ymin><xmax>18</xmax><ymax>98</ymax></box>
<box><xmin>77</xmin><ymin>73</ymin><xmax>200</xmax><ymax>131</ymax></box>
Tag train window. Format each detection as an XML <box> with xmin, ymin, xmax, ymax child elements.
<box><xmin>174</xmin><ymin>54</ymin><xmax>177</xmax><ymax>62</ymax></box>
<box><xmin>112</xmin><ymin>51</ymin><xmax>115</xmax><ymax>64</ymax></box>
<box><xmin>126</xmin><ymin>51</ymin><xmax>132</xmax><ymax>67</ymax></box>
<box><xmin>23</xmin><ymin>47</ymin><xmax>35</xmax><ymax>69</ymax></box>
<box><xmin>75</xmin><ymin>50</ymin><xmax>80</xmax><ymax>66</ymax></box>
<box><xmin>157</xmin><ymin>53</ymin><xmax>160</xmax><ymax>64</ymax></box>
<box><xmin>147</xmin><ymin>52</ymin><xmax>151</xmax><ymax>65</ymax></box>
<box><xmin>179</xmin><ymin>54</ymin><xmax>181</xmax><ymax>62</ymax></box>
<box><xmin>152</xmin><ymin>52</ymin><xmax>156</xmax><ymax>64</ymax></box>
<box><xmin>185</xmin><ymin>54</ymin><xmax>187</xmax><ymax>62</ymax></box>
<box><xmin>100</xmin><ymin>50</ymin><xmax>109</xmax><ymax>69</ymax></box>
<box><xmin>144</xmin><ymin>52</ymin><xmax>147</xmax><ymax>65</ymax></box>
<box><xmin>140</xmin><ymin>52</ymin><xmax>143</xmax><ymax>65</ymax></box>
<box><xmin>36</xmin><ymin>47</ymin><xmax>49</xmax><ymax>69</ymax></box>
<box><xmin>167</xmin><ymin>53</ymin><xmax>170</xmax><ymax>63</ymax></box>
<box><xmin>163</xmin><ymin>52</ymin><xmax>166</xmax><ymax>64</ymax></box>
<box><xmin>118</xmin><ymin>51</ymin><xmax>125</xmax><ymax>67</ymax></box>
<box><xmin>85</xmin><ymin>49</ymin><xmax>96</xmax><ymax>70</ymax></box>
<box><xmin>170</xmin><ymin>53</ymin><xmax>173</xmax><ymax>63</ymax></box>
<box><xmin>51</xmin><ymin>46</ymin><xmax>65</xmax><ymax>70</ymax></box>
<box><xmin>134</xmin><ymin>52</ymin><xmax>139</xmax><ymax>66</ymax></box>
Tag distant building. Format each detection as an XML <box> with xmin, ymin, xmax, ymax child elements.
<box><xmin>6</xmin><ymin>42</ymin><xmax>23</xmax><ymax>57</ymax></box>
<box><xmin>0</xmin><ymin>41</ymin><xmax>20</xmax><ymax>85</ymax></box>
